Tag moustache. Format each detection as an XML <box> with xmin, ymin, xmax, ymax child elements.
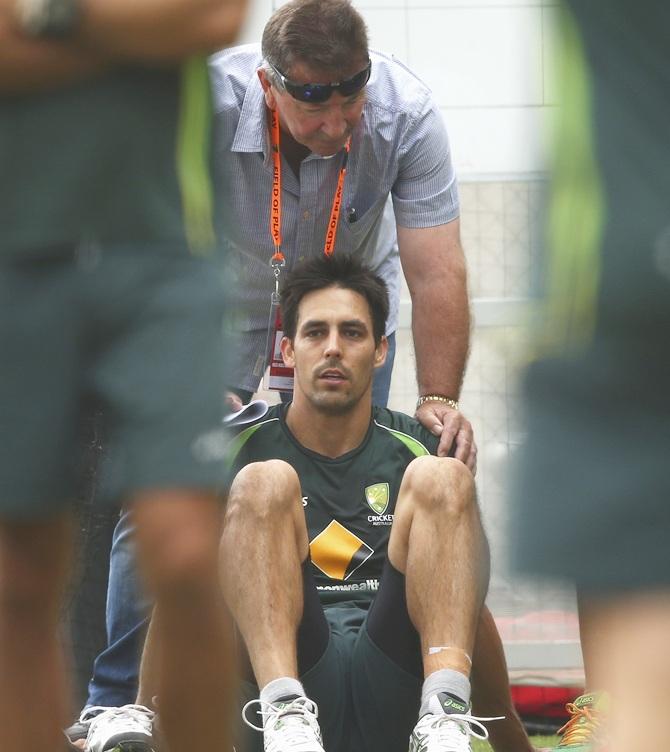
<box><xmin>316</xmin><ymin>359</ymin><xmax>351</xmax><ymax>379</ymax></box>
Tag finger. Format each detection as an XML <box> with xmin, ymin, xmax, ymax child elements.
<box><xmin>430</xmin><ymin>422</ymin><xmax>442</xmax><ymax>436</ymax></box>
<box><xmin>436</xmin><ymin>424</ymin><xmax>458</xmax><ymax>457</ymax></box>
<box><xmin>225</xmin><ymin>393</ymin><xmax>243</xmax><ymax>413</ymax></box>
<box><xmin>453</xmin><ymin>434</ymin><xmax>473</xmax><ymax>465</ymax></box>
<box><xmin>467</xmin><ymin>448</ymin><xmax>477</xmax><ymax>476</ymax></box>
<box><xmin>415</xmin><ymin>405</ymin><xmax>444</xmax><ymax>430</ymax></box>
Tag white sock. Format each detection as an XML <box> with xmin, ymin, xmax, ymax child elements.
<box><xmin>259</xmin><ymin>676</ymin><xmax>306</xmax><ymax>707</ymax></box>
<box><xmin>419</xmin><ymin>669</ymin><xmax>471</xmax><ymax>717</ymax></box>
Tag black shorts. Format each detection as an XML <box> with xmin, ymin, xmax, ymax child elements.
<box><xmin>0</xmin><ymin>244</ymin><xmax>229</xmax><ymax>517</ymax></box>
<box><xmin>236</xmin><ymin>560</ymin><xmax>424</xmax><ymax>752</ymax></box>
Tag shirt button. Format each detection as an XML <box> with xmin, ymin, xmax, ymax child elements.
<box><xmin>303</xmin><ymin>210</ymin><xmax>310</xmax><ymax>220</ymax></box>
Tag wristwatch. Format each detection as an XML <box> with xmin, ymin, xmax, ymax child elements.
<box><xmin>16</xmin><ymin>0</ymin><xmax>81</xmax><ymax>38</ymax></box>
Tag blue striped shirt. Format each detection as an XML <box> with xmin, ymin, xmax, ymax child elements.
<box><xmin>209</xmin><ymin>44</ymin><xmax>459</xmax><ymax>392</ymax></box>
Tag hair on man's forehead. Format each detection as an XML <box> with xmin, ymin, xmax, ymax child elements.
<box><xmin>280</xmin><ymin>254</ymin><xmax>389</xmax><ymax>344</ymax></box>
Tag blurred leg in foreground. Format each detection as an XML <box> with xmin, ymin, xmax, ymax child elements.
<box><xmin>512</xmin><ymin>3</ymin><xmax>670</xmax><ymax>752</ymax></box>
<box><xmin>0</xmin><ymin>516</ymin><xmax>75</xmax><ymax>750</ymax></box>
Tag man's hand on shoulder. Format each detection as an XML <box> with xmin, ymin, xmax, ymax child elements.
<box><xmin>415</xmin><ymin>402</ymin><xmax>477</xmax><ymax>472</ymax></box>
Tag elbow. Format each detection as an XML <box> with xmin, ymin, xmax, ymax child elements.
<box><xmin>105</xmin><ymin>0</ymin><xmax>248</xmax><ymax>62</ymax></box>
<box><xmin>190</xmin><ymin>0</ymin><xmax>248</xmax><ymax>54</ymax></box>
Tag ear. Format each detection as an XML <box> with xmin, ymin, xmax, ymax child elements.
<box><xmin>280</xmin><ymin>335</ymin><xmax>295</xmax><ymax>367</ymax></box>
<box><xmin>257</xmin><ymin>68</ymin><xmax>277</xmax><ymax>109</ymax></box>
<box><xmin>373</xmin><ymin>335</ymin><xmax>388</xmax><ymax>370</ymax></box>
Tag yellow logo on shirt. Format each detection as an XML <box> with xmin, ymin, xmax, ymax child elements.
<box><xmin>365</xmin><ymin>483</ymin><xmax>389</xmax><ymax>515</ymax></box>
<box><xmin>310</xmin><ymin>521</ymin><xmax>373</xmax><ymax>581</ymax></box>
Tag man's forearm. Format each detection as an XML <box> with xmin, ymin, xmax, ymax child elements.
<box><xmin>399</xmin><ymin>222</ymin><xmax>475</xmax><ymax>462</ymax></box>
<box><xmin>66</xmin><ymin>0</ymin><xmax>248</xmax><ymax>60</ymax></box>
<box><xmin>410</xmin><ymin>265</ymin><xmax>469</xmax><ymax>399</ymax></box>
<box><xmin>0</xmin><ymin>26</ymin><xmax>107</xmax><ymax>92</ymax></box>
<box><xmin>398</xmin><ymin>221</ymin><xmax>471</xmax><ymax>400</ymax></box>
<box><xmin>0</xmin><ymin>0</ymin><xmax>247</xmax><ymax>88</ymax></box>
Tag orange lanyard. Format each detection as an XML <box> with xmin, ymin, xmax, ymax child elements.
<box><xmin>269</xmin><ymin>109</ymin><xmax>351</xmax><ymax>273</ymax></box>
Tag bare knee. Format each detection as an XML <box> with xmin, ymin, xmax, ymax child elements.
<box><xmin>0</xmin><ymin>521</ymin><xmax>72</xmax><ymax>620</ymax></box>
<box><xmin>402</xmin><ymin>455</ymin><xmax>475</xmax><ymax>518</ymax></box>
<box><xmin>225</xmin><ymin>460</ymin><xmax>301</xmax><ymax>526</ymax></box>
<box><xmin>0</xmin><ymin>566</ymin><xmax>61</xmax><ymax>620</ymax></box>
<box><xmin>132</xmin><ymin>492</ymin><xmax>222</xmax><ymax>595</ymax></box>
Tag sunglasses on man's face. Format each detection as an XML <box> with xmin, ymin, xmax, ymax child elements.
<box><xmin>269</xmin><ymin>60</ymin><xmax>372</xmax><ymax>104</ymax></box>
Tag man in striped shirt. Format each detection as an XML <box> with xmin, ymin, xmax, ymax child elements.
<box><xmin>211</xmin><ymin>0</ymin><xmax>475</xmax><ymax>468</ymax></box>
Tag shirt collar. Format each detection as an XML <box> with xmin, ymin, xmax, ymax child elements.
<box><xmin>229</xmin><ymin>70</ymin><xmax>363</xmax><ymax>165</ymax></box>
<box><xmin>231</xmin><ymin>72</ymin><xmax>269</xmax><ymax>156</ymax></box>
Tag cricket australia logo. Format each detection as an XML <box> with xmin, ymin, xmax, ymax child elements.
<box><xmin>365</xmin><ymin>483</ymin><xmax>393</xmax><ymax>526</ymax></box>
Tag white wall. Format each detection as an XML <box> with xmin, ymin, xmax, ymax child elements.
<box><xmin>239</xmin><ymin>0</ymin><xmax>558</xmax><ymax>178</ymax></box>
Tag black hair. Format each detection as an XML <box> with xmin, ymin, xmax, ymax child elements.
<box><xmin>281</xmin><ymin>254</ymin><xmax>389</xmax><ymax>344</ymax></box>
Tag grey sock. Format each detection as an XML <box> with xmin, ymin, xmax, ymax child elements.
<box><xmin>419</xmin><ymin>669</ymin><xmax>471</xmax><ymax>717</ymax></box>
<box><xmin>259</xmin><ymin>676</ymin><xmax>306</xmax><ymax>707</ymax></box>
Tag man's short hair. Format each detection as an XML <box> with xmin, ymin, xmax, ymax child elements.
<box><xmin>262</xmin><ymin>0</ymin><xmax>369</xmax><ymax>81</ymax></box>
<box><xmin>281</xmin><ymin>254</ymin><xmax>389</xmax><ymax>344</ymax></box>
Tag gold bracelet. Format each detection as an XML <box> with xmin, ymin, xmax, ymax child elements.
<box><xmin>416</xmin><ymin>394</ymin><xmax>459</xmax><ymax>410</ymax></box>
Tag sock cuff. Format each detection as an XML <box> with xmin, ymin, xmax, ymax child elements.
<box><xmin>420</xmin><ymin>668</ymin><xmax>471</xmax><ymax>716</ymax></box>
<box><xmin>259</xmin><ymin>676</ymin><xmax>306</xmax><ymax>706</ymax></box>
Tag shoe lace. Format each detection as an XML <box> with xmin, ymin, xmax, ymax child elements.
<box><xmin>416</xmin><ymin>711</ymin><xmax>504</xmax><ymax>749</ymax></box>
<box><xmin>78</xmin><ymin>706</ymin><xmax>110</xmax><ymax>723</ymax></box>
<box><xmin>88</xmin><ymin>704</ymin><xmax>155</xmax><ymax>735</ymax></box>
<box><xmin>242</xmin><ymin>696</ymin><xmax>320</xmax><ymax>743</ymax></box>
<box><xmin>557</xmin><ymin>702</ymin><xmax>600</xmax><ymax>746</ymax></box>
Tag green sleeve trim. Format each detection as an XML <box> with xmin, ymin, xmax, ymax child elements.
<box><xmin>374</xmin><ymin>420</ymin><xmax>430</xmax><ymax>458</ymax></box>
<box><xmin>536</xmin><ymin>5</ymin><xmax>606</xmax><ymax>356</ymax></box>
<box><xmin>226</xmin><ymin>418</ymin><xmax>280</xmax><ymax>469</ymax></box>
<box><xmin>176</xmin><ymin>56</ymin><xmax>216</xmax><ymax>254</ymax></box>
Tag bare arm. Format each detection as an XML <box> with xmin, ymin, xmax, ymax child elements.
<box><xmin>398</xmin><ymin>221</ymin><xmax>476</xmax><ymax>468</ymax></box>
<box><xmin>471</xmin><ymin>606</ymin><xmax>535</xmax><ymax>752</ymax></box>
<box><xmin>0</xmin><ymin>15</ymin><xmax>108</xmax><ymax>92</ymax></box>
<box><xmin>0</xmin><ymin>0</ymin><xmax>247</xmax><ymax>92</ymax></box>
<box><xmin>78</xmin><ymin>0</ymin><xmax>248</xmax><ymax>61</ymax></box>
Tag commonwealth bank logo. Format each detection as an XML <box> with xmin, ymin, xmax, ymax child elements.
<box><xmin>365</xmin><ymin>483</ymin><xmax>389</xmax><ymax>515</ymax></box>
<box><xmin>310</xmin><ymin>521</ymin><xmax>373</xmax><ymax>581</ymax></box>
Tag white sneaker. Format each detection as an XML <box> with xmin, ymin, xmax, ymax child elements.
<box><xmin>84</xmin><ymin>704</ymin><xmax>155</xmax><ymax>752</ymax></box>
<box><xmin>408</xmin><ymin>695</ymin><xmax>502</xmax><ymax>752</ymax></box>
<box><xmin>65</xmin><ymin>707</ymin><xmax>110</xmax><ymax>744</ymax></box>
<box><xmin>242</xmin><ymin>695</ymin><xmax>325</xmax><ymax>752</ymax></box>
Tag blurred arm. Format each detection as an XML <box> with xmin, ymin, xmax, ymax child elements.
<box><xmin>0</xmin><ymin>15</ymin><xmax>107</xmax><ymax>91</ymax></box>
<box><xmin>77</xmin><ymin>0</ymin><xmax>248</xmax><ymax>60</ymax></box>
<box><xmin>0</xmin><ymin>0</ymin><xmax>247</xmax><ymax>92</ymax></box>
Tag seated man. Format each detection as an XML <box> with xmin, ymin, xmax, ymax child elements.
<box><xmin>212</xmin><ymin>254</ymin><xmax>531</xmax><ymax>752</ymax></box>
